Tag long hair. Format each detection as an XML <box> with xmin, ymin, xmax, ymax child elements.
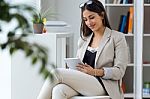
<box><xmin>80</xmin><ymin>0</ymin><xmax>111</xmax><ymax>38</ymax></box>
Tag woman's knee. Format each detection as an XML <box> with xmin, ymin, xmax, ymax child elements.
<box><xmin>52</xmin><ymin>84</ymin><xmax>78</xmax><ymax>99</ymax></box>
<box><xmin>52</xmin><ymin>84</ymin><xmax>68</xmax><ymax>98</ymax></box>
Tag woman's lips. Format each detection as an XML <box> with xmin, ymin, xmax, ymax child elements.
<box><xmin>89</xmin><ymin>25</ymin><xmax>95</xmax><ymax>29</ymax></box>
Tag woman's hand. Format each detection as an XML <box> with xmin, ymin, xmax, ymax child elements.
<box><xmin>76</xmin><ymin>63</ymin><xmax>105</xmax><ymax>77</ymax></box>
<box><xmin>76</xmin><ymin>63</ymin><xmax>94</xmax><ymax>76</ymax></box>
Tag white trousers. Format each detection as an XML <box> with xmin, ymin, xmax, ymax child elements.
<box><xmin>37</xmin><ymin>68</ymin><xmax>106</xmax><ymax>99</ymax></box>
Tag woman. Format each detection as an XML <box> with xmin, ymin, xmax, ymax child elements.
<box><xmin>37</xmin><ymin>0</ymin><xmax>128</xmax><ymax>99</ymax></box>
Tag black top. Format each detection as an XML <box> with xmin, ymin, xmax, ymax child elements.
<box><xmin>83</xmin><ymin>49</ymin><xmax>107</xmax><ymax>94</ymax></box>
<box><xmin>83</xmin><ymin>50</ymin><xmax>96</xmax><ymax>67</ymax></box>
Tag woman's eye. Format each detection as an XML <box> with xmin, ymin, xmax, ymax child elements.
<box><xmin>89</xmin><ymin>16</ymin><xmax>95</xmax><ymax>19</ymax></box>
<box><xmin>83</xmin><ymin>18</ymin><xmax>87</xmax><ymax>21</ymax></box>
<box><xmin>83</xmin><ymin>16</ymin><xmax>94</xmax><ymax>21</ymax></box>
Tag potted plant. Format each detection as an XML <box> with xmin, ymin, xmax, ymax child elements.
<box><xmin>32</xmin><ymin>13</ymin><xmax>45</xmax><ymax>33</ymax></box>
<box><xmin>32</xmin><ymin>7</ymin><xmax>54</xmax><ymax>33</ymax></box>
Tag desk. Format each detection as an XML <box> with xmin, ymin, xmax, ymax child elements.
<box><xmin>28</xmin><ymin>33</ymin><xmax>71</xmax><ymax>68</ymax></box>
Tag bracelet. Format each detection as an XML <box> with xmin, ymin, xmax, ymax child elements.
<box><xmin>94</xmin><ymin>69</ymin><xmax>104</xmax><ymax>77</ymax></box>
<box><xmin>101</xmin><ymin>68</ymin><xmax>105</xmax><ymax>77</ymax></box>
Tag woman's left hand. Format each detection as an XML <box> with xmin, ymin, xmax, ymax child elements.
<box><xmin>76</xmin><ymin>63</ymin><xmax>94</xmax><ymax>75</ymax></box>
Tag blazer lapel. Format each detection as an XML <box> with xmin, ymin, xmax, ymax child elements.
<box><xmin>81</xmin><ymin>33</ymin><xmax>93</xmax><ymax>61</ymax></box>
<box><xmin>94</xmin><ymin>27</ymin><xmax>111</xmax><ymax>67</ymax></box>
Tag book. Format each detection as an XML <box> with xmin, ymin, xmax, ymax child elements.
<box><xmin>123</xmin><ymin>0</ymin><xmax>128</xmax><ymax>4</ymax></box>
<box><xmin>118</xmin><ymin>15</ymin><xmax>127</xmax><ymax>33</ymax></box>
<box><xmin>121</xmin><ymin>15</ymin><xmax>127</xmax><ymax>33</ymax></box>
<box><xmin>118</xmin><ymin>15</ymin><xmax>123</xmax><ymax>32</ymax></box>
<box><xmin>113</xmin><ymin>0</ymin><xmax>118</xmax><ymax>4</ymax></box>
<box><xmin>124</xmin><ymin>11</ymin><xmax>130</xmax><ymax>33</ymax></box>
<box><xmin>120</xmin><ymin>0</ymin><xmax>124</xmax><ymax>4</ymax></box>
<box><xmin>117</xmin><ymin>0</ymin><xmax>121</xmax><ymax>4</ymax></box>
<box><xmin>64</xmin><ymin>58</ymin><xmax>83</xmax><ymax>70</ymax></box>
<box><xmin>128</xmin><ymin>0</ymin><xmax>133</xmax><ymax>4</ymax></box>
<box><xmin>128</xmin><ymin>7</ymin><xmax>134</xmax><ymax>34</ymax></box>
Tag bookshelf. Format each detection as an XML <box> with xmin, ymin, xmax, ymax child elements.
<box><xmin>143</xmin><ymin>3</ymin><xmax>150</xmax><ymax>98</ymax></box>
<box><xmin>105</xmin><ymin>0</ymin><xmax>150</xmax><ymax>98</ymax></box>
<box><xmin>124</xmin><ymin>93</ymin><xmax>150</xmax><ymax>98</ymax></box>
<box><xmin>105</xmin><ymin>4</ymin><xmax>133</xmax><ymax>7</ymax></box>
<box><xmin>127</xmin><ymin>64</ymin><xmax>150</xmax><ymax>67</ymax></box>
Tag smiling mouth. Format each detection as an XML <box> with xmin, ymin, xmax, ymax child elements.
<box><xmin>88</xmin><ymin>24</ymin><xmax>95</xmax><ymax>29</ymax></box>
<box><xmin>89</xmin><ymin>25</ymin><xmax>94</xmax><ymax>29</ymax></box>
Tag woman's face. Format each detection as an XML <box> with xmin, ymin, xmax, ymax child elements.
<box><xmin>82</xmin><ymin>9</ymin><xmax>104</xmax><ymax>32</ymax></box>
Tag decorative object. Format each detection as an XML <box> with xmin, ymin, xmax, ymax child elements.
<box><xmin>32</xmin><ymin>13</ymin><xmax>46</xmax><ymax>33</ymax></box>
<box><xmin>33</xmin><ymin>23</ymin><xmax>44</xmax><ymax>33</ymax></box>
<box><xmin>32</xmin><ymin>7</ymin><xmax>54</xmax><ymax>34</ymax></box>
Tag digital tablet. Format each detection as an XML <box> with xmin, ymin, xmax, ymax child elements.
<box><xmin>64</xmin><ymin>58</ymin><xmax>84</xmax><ymax>70</ymax></box>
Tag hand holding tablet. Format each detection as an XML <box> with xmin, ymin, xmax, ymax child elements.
<box><xmin>64</xmin><ymin>58</ymin><xmax>84</xmax><ymax>70</ymax></box>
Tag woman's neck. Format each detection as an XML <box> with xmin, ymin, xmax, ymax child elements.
<box><xmin>93</xmin><ymin>26</ymin><xmax>105</xmax><ymax>37</ymax></box>
<box><xmin>89</xmin><ymin>26</ymin><xmax>106</xmax><ymax>48</ymax></box>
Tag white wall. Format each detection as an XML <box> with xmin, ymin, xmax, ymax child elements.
<box><xmin>40</xmin><ymin>0</ymin><xmax>77</xmax><ymax>57</ymax></box>
<box><xmin>11</xmin><ymin>51</ymin><xmax>44</xmax><ymax>99</ymax></box>
<box><xmin>0</xmin><ymin>49</ymin><xmax>11</xmax><ymax>99</ymax></box>
<box><xmin>55</xmin><ymin>0</ymin><xmax>86</xmax><ymax>57</ymax></box>
<box><xmin>40</xmin><ymin>0</ymin><xmax>88</xmax><ymax>58</ymax></box>
<box><xmin>41</xmin><ymin>0</ymin><xmax>56</xmax><ymax>20</ymax></box>
<box><xmin>0</xmin><ymin>14</ymin><xmax>13</xmax><ymax>99</ymax></box>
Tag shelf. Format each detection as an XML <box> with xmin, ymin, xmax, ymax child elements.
<box><xmin>143</xmin><ymin>64</ymin><xmax>150</xmax><ymax>67</ymax></box>
<box><xmin>127</xmin><ymin>64</ymin><xmax>134</xmax><ymax>66</ymax></box>
<box><xmin>105</xmin><ymin>4</ymin><xmax>150</xmax><ymax>7</ymax></box>
<box><xmin>144</xmin><ymin>4</ymin><xmax>150</xmax><ymax>6</ymax></box>
<box><xmin>38</xmin><ymin>32</ymin><xmax>72</xmax><ymax>38</ymax></box>
<box><xmin>143</xmin><ymin>94</ymin><xmax>150</xmax><ymax>98</ymax></box>
<box><xmin>124</xmin><ymin>34</ymin><xmax>134</xmax><ymax>36</ymax></box>
<box><xmin>105</xmin><ymin>4</ymin><xmax>133</xmax><ymax>7</ymax></box>
<box><xmin>124</xmin><ymin>34</ymin><xmax>150</xmax><ymax>37</ymax></box>
<box><xmin>124</xmin><ymin>93</ymin><xmax>134</xmax><ymax>98</ymax></box>
<box><xmin>144</xmin><ymin>34</ymin><xmax>150</xmax><ymax>36</ymax></box>
<box><xmin>127</xmin><ymin>64</ymin><xmax>150</xmax><ymax>67</ymax></box>
<box><xmin>105</xmin><ymin>3</ymin><xmax>150</xmax><ymax>7</ymax></box>
<box><xmin>124</xmin><ymin>93</ymin><xmax>150</xmax><ymax>98</ymax></box>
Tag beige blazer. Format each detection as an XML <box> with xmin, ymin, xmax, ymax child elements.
<box><xmin>76</xmin><ymin>27</ymin><xmax>128</xmax><ymax>99</ymax></box>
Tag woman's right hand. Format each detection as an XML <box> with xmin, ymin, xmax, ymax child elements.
<box><xmin>76</xmin><ymin>63</ymin><xmax>95</xmax><ymax>76</ymax></box>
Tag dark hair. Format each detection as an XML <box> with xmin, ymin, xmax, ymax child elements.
<box><xmin>80</xmin><ymin>0</ymin><xmax>111</xmax><ymax>38</ymax></box>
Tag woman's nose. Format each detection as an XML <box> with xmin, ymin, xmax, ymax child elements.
<box><xmin>86</xmin><ymin>20</ymin><xmax>92</xmax><ymax>26</ymax></box>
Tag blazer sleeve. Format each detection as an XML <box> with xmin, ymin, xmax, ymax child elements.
<box><xmin>102</xmin><ymin>34</ymin><xmax>129</xmax><ymax>80</ymax></box>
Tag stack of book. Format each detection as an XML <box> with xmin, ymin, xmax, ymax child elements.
<box><xmin>113</xmin><ymin>0</ymin><xmax>133</xmax><ymax>4</ymax></box>
<box><xmin>118</xmin><ymin>7</ymin><xmax>133</xmax><ymax>34</ymax></box>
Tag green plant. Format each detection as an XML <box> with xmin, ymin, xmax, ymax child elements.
<box><xmin>0</xmin><ymin>0</ymin><xmax>55</xmax><ymax>80</ymax></box>
<box><xmin>32</xmin><ymin>12</ymin><xmax>45</xmax><ymax>24</ymax></box>
<box><xmin>32</xmin><ymin>6</ymin><xmax>54</xmax><ymax>24</ymax></box>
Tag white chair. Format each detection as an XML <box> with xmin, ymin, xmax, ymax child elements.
<box><xmin>70</xmin><ymin>95</ymin><xmax>110</xmax><ymax>99</ymax></box>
